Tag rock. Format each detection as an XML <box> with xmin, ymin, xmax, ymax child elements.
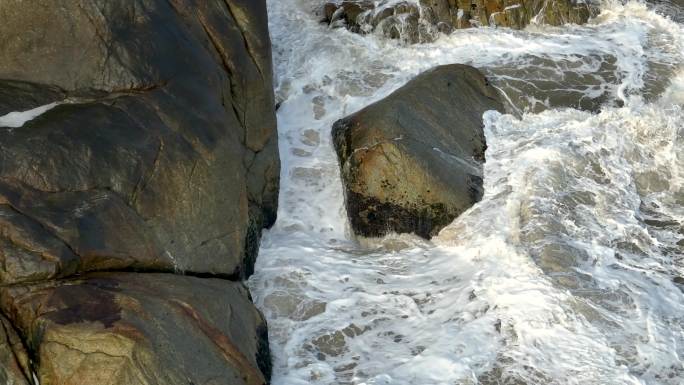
<box><xmin>323</xmin><ymin>0</ymin><xmax>598</xmax><ymax>43</ymax></box>
<box><xmin>0</xmin><ymin>315</ymin><xmax>31</xmax><ymax>385</ymax></box>
<box><xmin>0</xmin><ymin>81</ymin><xmax>64</xmax><ymax>116</ymax></box>
<box><xmin>324</xmin><ymin>1</ymin><xmax>427</xmax><ymax>42</ymax></box>
<box><xmin>0</xmin><ymin>0</ymin><xmax>280</xmax><ymax>283</ymax></box>
<box><xmin>448</xmin><ymin>0</ymin><xmax>596</xmax><ymax>29</ymax></box>
<box><xmin>0</xmin><ymin>0</ymin><xmax>277</xmax><ymax>383</ymax></box>
<box><xmin>332</xmin><ymin>64</ymin><xmax>504</xmax><ymax>238</ymax></box>
<box><xmin>0</xmin><ymin>272</ymin><xmax>270</xmax><ymax>385</ymax></box>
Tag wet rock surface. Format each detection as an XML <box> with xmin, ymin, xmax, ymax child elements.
<box><xmin>0</xmin><ymin>315</ymin><xmax>30</xmax><ymax>385</ymax></box>
<box><xmin>333</xmin><ymin>64</ymin><xmax>504</xmax><ymax>238</ymax></box>
<box><xmin>0</xmin><ymin>0</ymin><xmax>279</xmax><ymax>281</ymax></box>
<box><xmin>0</xmin><ymin>0</ymin><xmax>278</xmax><ymax>383</ymax></box>
<box><xmin>322</xmin><ymin>0</ymin><xmax>598</xmax><ymax>43</ymax></box>
<box><xmin>0</xmin><ymin>273</ymin><xmax>271</xmax><ymax>385</ymax></box>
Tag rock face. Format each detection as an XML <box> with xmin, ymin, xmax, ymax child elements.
<box><xmin>333</xmin><ymin>65</ymin><xmax>504</xmax><ymax>238</ymax></box>
<box><xmin>323</xmin><ymin>0</ymin><xmax>598</xmax><ymax>43</ymax></box>
<box><xmin>0</xmin><ymin>0</ymin><xmax>279</xmax><ymax>283</ymax></box>
<box><xmin>485</xmin><ymin>54</ymin><xmax>620</xmax><ymax>113</ymax></box>
<box><xmin>0</xmin><ymin>315</ymin><xmax>30</xmax><ymax>385</ymax></box>
<box><xmin>1</xmin><ymin>273</ymin><xmax>270</xmax><ymax>385</ymax></box>
<box><xmin>0</xmin><ymin>0</ymin><xmax>278</xmax><ymax>384</ymax></box>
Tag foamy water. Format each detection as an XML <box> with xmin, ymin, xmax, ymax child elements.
<box><xmin>248</xmin><ymin>1</ymin><xmax>684</xmax><ymax>384</ymax></box>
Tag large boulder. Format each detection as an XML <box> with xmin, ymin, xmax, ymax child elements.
<box><xmin>333</xmin><ymin>64</ymin><xmax>504</xmax><ymax>238</ymax></box>
<box><xmin>0</xmin><ymin>273</ymin><xmax>270</xmax><ymax>385</ymax></box>
<box><xmin>0</xmin><ymin>0</ymin><xmax>278</xmax><ymax>383</ymax></box>
<box><xmin>0</xmin><ymin>0</ymin><xmax>280</xmax><ymax>283</ymax></box>
<box><xmin>323</xmin><ymin>0</ymin><xmax>598</xmax><ymax>43</ymax></box>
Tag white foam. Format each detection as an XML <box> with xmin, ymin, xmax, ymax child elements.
<box><xmin>0</xmin><ymin>102</ymin><xmax>58</xmax><ymax>128</ymax></box>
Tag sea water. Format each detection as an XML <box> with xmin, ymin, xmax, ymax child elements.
<box><xmin>248</xmin><ymin>1</ymin><xmax>684</xmax><ymax>384</ymax></box>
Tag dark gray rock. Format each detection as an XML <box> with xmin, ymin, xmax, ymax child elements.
<box><xmin>0</xmin><ymin>0</ymin><xmax>280</xmax><ymax>283</ymax></box>
<box><xmin>484</xmin><ymin>54</ymin><xmax>620</xmax><ymax>113</ymax></box>
<box><xmin>333</xmin><ymin>64</ymin><xmax>504</xmax><ymax>238</ymax></box>
<box><xmin>0</xmin><ymin>273</ymin><xmax>270</xmax><ymax>385</ymax></box>
<box><xmin>0</xmin><ymin>0</ymin><xmax>278</xmax><ymax>383</ymax></box>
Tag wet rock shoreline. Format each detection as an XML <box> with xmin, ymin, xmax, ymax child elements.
<box><xmin>322</xmin><ymin>0</ymin><xmax>598</xmax><ymax>43</ymax></box>
<box><xmin>0</xmin><ymin>0</ymin><xmax>278</xmax><ymax>384</ymax></box>
<box><xmin>333</xmin><ymin>64</ymin><xmax>505</xmax><ymax>238</ymax></box>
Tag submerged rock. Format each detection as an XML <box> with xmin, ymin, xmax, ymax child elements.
<box><xmin>323</xmin><ymin>0</ymin><xmax>598</xmax><ymax>43</ymax></box>
<box><xmin>484</xmin><ymin>53</ymin><xmax>620</xmax><ymax>113</ymax></box>
<box><xmin>0</xmin><ymin>273</ymin><xmax>270</xmax><ymax>385</ymax></box>
<box><xmin>333</xmin><ymin>64</ymin><xmax>504</xmax><ymax>238</ymax></box>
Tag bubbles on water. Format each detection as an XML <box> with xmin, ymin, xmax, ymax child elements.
<box><xmin>471</xmin><ymin>99</ymin><xmax>684</xmax><ymax>383</ymax></box>
<box><xmin>485</xmin><ymin>53</ymin><xmax>620</xmax><ymax>113</ymax></box>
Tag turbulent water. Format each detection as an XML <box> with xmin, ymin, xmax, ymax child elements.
<box><xmin>247</xmin><ymin>1</ymin><xmax>684</xmax><ymax>384</ymax></box>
